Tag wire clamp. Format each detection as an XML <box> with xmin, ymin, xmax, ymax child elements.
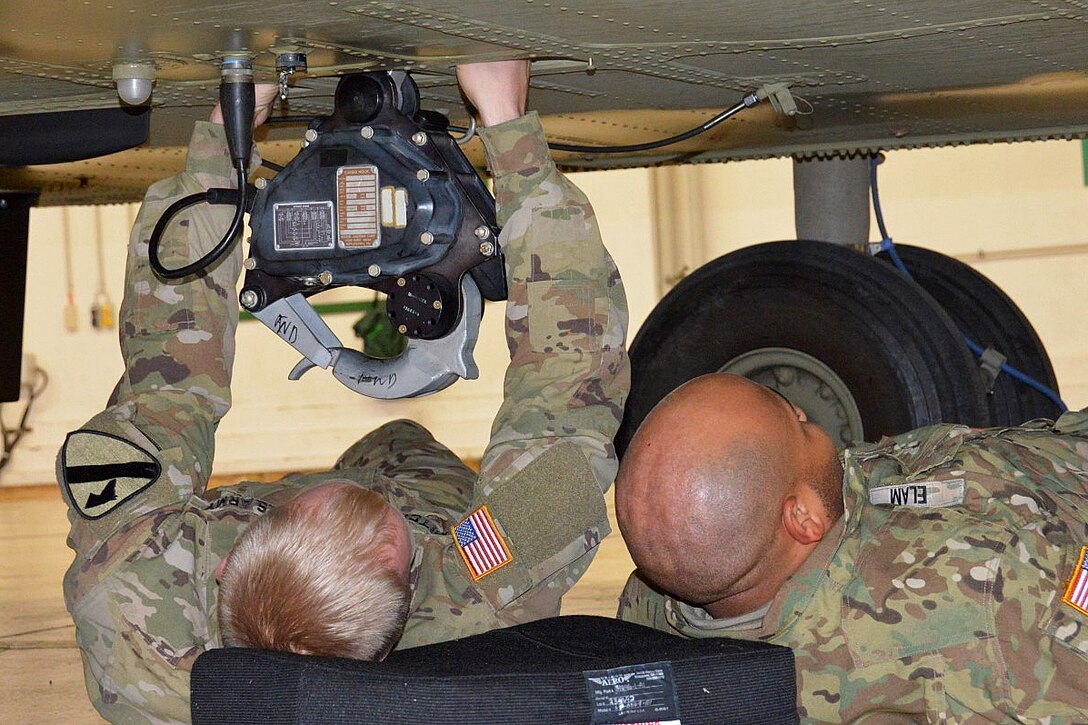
<box><xmin>978</xmin><ymin>346</ymin><xmax>1007</xmax><ymax>393</ymax></box>
<box><xmin>756</xmin><ymin>83</ymin><xmax>798</xmax><ymax>116</ymax></box>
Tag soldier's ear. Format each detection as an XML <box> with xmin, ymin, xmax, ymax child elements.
<box><xmin>781</xmin><ymin>494</ymin><xmax>827</xmax><ymax>546</ymax></box>
<box><xmin>215</xmin><ymin>552</ymin><xmax>231</xmax><ymax>584</ymax></box>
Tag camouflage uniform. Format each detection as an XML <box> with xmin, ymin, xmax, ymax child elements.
<box><xmin>59</xmin><ymin>113</ymin><xmax>629</xmax><ymax>724</ymax></box>
<box><xmin>618</xmin><ymin>413</ymin><xmax>1088</xmax><ymax>723</ymax></box>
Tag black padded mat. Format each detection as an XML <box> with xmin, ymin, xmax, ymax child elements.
<box><xmin>192</xmin><ymin>615</ymin><xmax>797</xmax><ymax>724</ymax></box>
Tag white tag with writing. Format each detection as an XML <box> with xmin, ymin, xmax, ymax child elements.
<box><xmin>869</xmin><ymin>478</ymin><xmax>965</xmax><ymax>508</ymax></box>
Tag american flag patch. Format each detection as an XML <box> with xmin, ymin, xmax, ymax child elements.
<box><xmin>1062</xmin><ymin>545</ymin><xmax>1088</xmax><ymax>617</ymax></box>
<box><xmin>453</xmin><ymin>505</ymin><xmax>512</xmax><ymax>580</ymax></box>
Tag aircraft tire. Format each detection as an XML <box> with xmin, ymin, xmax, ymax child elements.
<box><xmin>616</xmin><ymin>240</ymin><xmax>991</xmax><ymax>457</ymax></box>
<box><xmin>875</xmin><ymin>244</ymin><xmax>1062</xmax><ymax>424</ymax></box>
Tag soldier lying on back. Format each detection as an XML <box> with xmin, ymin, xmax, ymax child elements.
<box><xmin>617</xmin><ymin>373</ymin><xmax>1088</xmax><ymax>722</ymax></box>
<box><xmin>58</xmin><ymin>59</ymin><xmax>629</xmax><ymax>723</ymax></box>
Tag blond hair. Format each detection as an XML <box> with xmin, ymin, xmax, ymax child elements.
<box><xmin>218</xmin><ymin>485</ymin><xmax>410</xmax><ymax>660</ymax></box>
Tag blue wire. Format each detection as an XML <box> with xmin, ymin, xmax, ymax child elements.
<box><xmin>868</xmin><ymin>156</ymin><xmax>1067</xmax><ymax>413</ymax></box>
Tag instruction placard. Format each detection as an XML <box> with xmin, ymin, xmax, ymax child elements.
<box><xmin>336</xmin><ymin>165</ymin><xmax>381</xmax><ymax>248</ymax></box>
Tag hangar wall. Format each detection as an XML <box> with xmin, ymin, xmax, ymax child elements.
<box><xmin>2</xmin><ymin>139</ymin><xmax>1085</xmax><ymax>486</ymax></box>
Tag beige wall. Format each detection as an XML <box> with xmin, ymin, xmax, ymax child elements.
<box><xmin>3</xmin><ymin>140</ymin><xmax>1084</xmax><ymax>486</ymax></box>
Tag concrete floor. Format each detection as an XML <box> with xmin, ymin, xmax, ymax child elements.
<box><xmin>0</xmin><ymin>478</ymin><xmax>636</xmax><ymax>724</ymax></box>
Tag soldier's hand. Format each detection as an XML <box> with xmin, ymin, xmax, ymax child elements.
<box><xmin>209</xmin><ymin>83</ymin><xmax>279</xmax><ymax>127</ymax></box>
<box><xmin>456</xmin><ymin>59</ymin><xmax>530</xmax><ymax>127</ymax></box>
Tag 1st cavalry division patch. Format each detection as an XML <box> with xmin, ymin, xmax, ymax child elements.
<box><xmin>61</xmin><ymin>430</ymin><xmax>161</xmax><ymax>520</ymax></box>
<box><xmin>1062</xmin><ymin>545</ymin><xmax>1088</xmax><ymax>617</ymax></box>
<box><xmin>453</xmin><ymin>505</ymin><xmax>512</xmax><ymax>580</ymax></box>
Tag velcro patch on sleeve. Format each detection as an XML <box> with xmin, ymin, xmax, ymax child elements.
<box><xmin>61</xmin><ymin>430</ymin><xmax>161</xmax><ymax>520</ymax></box>
<box><xmin>1062</xmin><ymin>545</ymin><xmax>1088</xmax><ymax>617</ymax></box>
<box><xmin>453</xmin><ymin>505</ymin><xmax>512</xmax><ymax>580</ymax></box>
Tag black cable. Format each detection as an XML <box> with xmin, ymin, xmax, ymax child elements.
<box><xmin>261</xmin><ymin>159</ymin><xmax>285</xmax><ymax>173</ymax></box>
<box><xmin>147</xmin><ymin>161</ymin><xmax>248</xmax><ymax>280</ymax></box>
<box><xmin>550</xmin><ymin>97</ymin><xmax>754</xmax><ymax>154</ymax></box>
<box><xmin>450</xmin><ymin>93</ymin><xmax>759</xmax><ymax>154</ymax></box>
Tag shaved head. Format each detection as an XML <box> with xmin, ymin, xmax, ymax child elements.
<box><xmin>616</xmin><ymin>373</ymin><xmax>843</xmax><ymax>615</ymax></box>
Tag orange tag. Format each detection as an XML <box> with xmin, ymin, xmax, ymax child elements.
<box><xmin>1061</xmin><ymin>545</ymin><xmax>1088</xmax><ymax>617</ymax></box>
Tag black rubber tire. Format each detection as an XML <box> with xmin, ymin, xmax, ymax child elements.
<box><xmin>616</xmin><ymin>240</ymin><xmax>991</xmax><ymax>457</ymax></box>
<box><xmin>875</xmin><ymin>244</ymin><xmax>1062</xmax><ymax>424</ymax></box>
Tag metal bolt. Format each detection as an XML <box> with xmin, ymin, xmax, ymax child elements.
<box><xmin>419</xmin><ymin>231</ymin><xmax>434</xmax><ymax>245</ymax></box>
<box><xmin>396</xmin><ymin>277</ymin><xmax>406</xmax><ymax>287</ymax></box>
<box><xmin>239</xmin><ymin>290</ymin><xmax>259</xmax><ymax>309</ymax></box>
<box><xmin>360</xmin><ymin>126</ymin><xmax>374</xmax><ymax>139</ymax></box>
<box><xmin>368</xmin><ymin>264</ymin><xmax>381</xmax><ymax>277</ymax></box>
<box><xmin>304</xmin><ymin>128</ymin><xmax>319</xmax><ymax>142</ymax></box>
<box><xmin>243</xmin><ymin>258</ymin><xmax>257</xmax><ymax>270</ymax></box>
<box><xmin>432</xmin><ymin>299</ymin><xmax>442</xmax><ymax>310</ymax></box>
<box><xmin>398</xmin><ymin>324</ymin><xmax>408</xmax><ymax>334</ymax></box>
<box><xmin>474</xmin><ymin>225</ymin><xmax>491</xmax><ymax>239</ymax></box>
<box><xmin>254</xmin><ymin>177</ymin><xmax>268</xmax><ymax>190</ymax></box>
<box><xmin>479</xmin><ymin>241</ymin><xmax>495</xmax><ymax>256</ymax></box>
<box><xmin>411</xmin><ymin>131</ymin><xmax>427</xmax><ymax>146</ymax></box>
<box><xmin>318</xmin><ymin>270</ymin><xmax>333</xmax><ymax>285</ymax></box>
<box><xmin>416</xmin><ymin>169</ymin><xmax>430</xmax><ymax>182</ymax></box>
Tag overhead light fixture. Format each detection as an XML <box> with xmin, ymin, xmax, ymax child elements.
<box><xmin>112</xmin><ymin>61</ymin><xmax>156</xmax><ymax>105</ymax></box>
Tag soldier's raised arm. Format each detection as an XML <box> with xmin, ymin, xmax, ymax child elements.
<box><xmin>406</xmin><ymin>61</ymin><xmax>630</xmax><ymax>634</ymax></box>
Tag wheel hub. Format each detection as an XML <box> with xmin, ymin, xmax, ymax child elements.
<box><xmin>720</xmin><ymin>347</ymin><xmax>864</xmax><ymax>449</ymax></box>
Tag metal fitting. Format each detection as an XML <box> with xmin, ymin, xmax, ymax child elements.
<box><xmin>411</xmin><ymin>131</ymin><xmax>428</xmax><ymax>146</ymax></box>
<box><xmin>254</xmin><ymin>177</ymin><xmax>268</xmax><ymax>190</ymax></box>
<box><xmin>416</xmin><ymin>169</ymin><xmax>430</xmax><ymax>182</ymax></box>
<box><xmin>396</xmin><ymin>277</ymin><xmax>406</xmax><ymax>287</ymax></box>
<box><xmin>239</xmin><ymin>289</ymin><xmax>259</xmax><ymax>309</ymax></box>
<box><xmin>243</xmin><ymin>258</ymin><xmax>257</xmax><ymax>270</ymax></box>
<box><xmin>274</xmin><ymin>50</ymin><xmax>308</xmax><ymax>73</ymax></box>
<box><xmin>368</xmin><ymin>264</ymin><xmax>381</xmax><ymax>277</ymax></box>
<box><xmin>360</xmin><ymin>126</ymin><xmax>375</xmax><ymax>139</ymax></box>
<box><xmin>398</xmin><ymin>324</ymin><xmax>408</xmax><ymax>334</ymax></box>
<box><xmin>318</xmin><ymin>270</ymin><xmax>333</xmax><ymax>285</ymax></box>
<box><xmin>420</xmin><ymin>231</ymin><xmax>434</xmax><ymax>246</ymax></box>
<box><xmin>474</xmin><ymin>225</ymin><xmax>491</xmax><ymax>239</ymax></box>
<box><xmin>479</xmin><ymin>241</ymin><xmax>496</xmax><ymax>256</ymax></box>
<box><xmin>304</xmin><ymin>129</ymin><xmax>319</xmax><ymax>142</ymax></box>
<box><xmin>432</xmin><ymin>299</ymin><xmax>443</xmax><ymax>310</ymax></box>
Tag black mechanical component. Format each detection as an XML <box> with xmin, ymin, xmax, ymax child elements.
<box><xmin>143</xmin><ymin>68</ymin><xmax>505</xmax><ymax>399</ymax></box>
<box><xmin>385</xmin><ymin>272</ymin><xmax>455</xmax><ymax>340</ymax></box>
<box><xmin>616</xmin><ymin>240</ymin><xmax>991</xmax><ymax>457</ymax></box>
<box><xmin>875</xmin><ymin>244</ymin><xmax>1062</xmax><ymax>424</ymax></box>
<box><xmin>242</xmin><ymin>70</ymin><xmax>505</xmax><ymax>343</ymax></box>
<box><xmin>235</xmin><ymin>71</ymin><xmax>505</xmax><ymax>399</ymax></box>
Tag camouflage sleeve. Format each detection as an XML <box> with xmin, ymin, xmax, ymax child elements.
<box><xmin>57</xmin><ymin>121</ymin><xmax>248</xmax><ymax>558</ymax></box>
<box><xmin>404</xmin><ymin>113</ymin><xmax>629</xmax><ymax>636</ymax></box>
<box><xmin>476</xmin><ymin>111</ymin><xmax>629</xmax><ymax>491</ymax></box>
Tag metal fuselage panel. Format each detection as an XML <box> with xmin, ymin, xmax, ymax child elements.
<box><xmin>1</xmin><ymin>1</ymin><xmax>1086</xmax><ymax>204</ymax></box>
